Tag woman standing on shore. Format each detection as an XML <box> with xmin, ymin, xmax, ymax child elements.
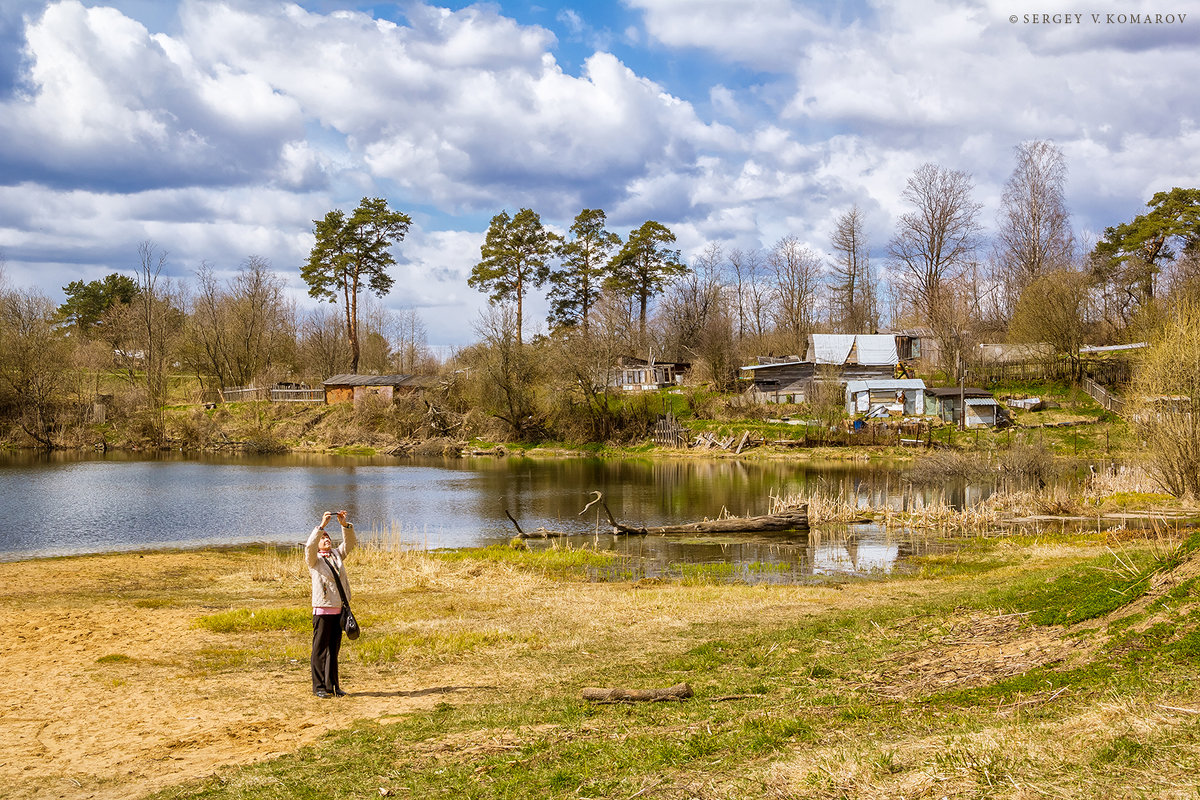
<box><xmin>305</xmin><ymin>509</ymin><xmax>355</xmax><ymax>698</ymax></box>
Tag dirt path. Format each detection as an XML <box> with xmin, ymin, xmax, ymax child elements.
<box><xmin>0</xmin><ymin>553</ymin><xmax>493</xmax><ymax>800</ymax></box>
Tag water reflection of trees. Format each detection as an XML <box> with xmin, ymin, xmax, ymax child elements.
<box><xmin>457</xmin><ymin>455</ymin><xmax>1005</xmax><ymax>538</ymax></box>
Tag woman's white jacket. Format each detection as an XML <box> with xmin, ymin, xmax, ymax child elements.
<box><xmin>305</xmin><ymin>524</ymin><xmax>355</xmax><ymax>609</ymax></box>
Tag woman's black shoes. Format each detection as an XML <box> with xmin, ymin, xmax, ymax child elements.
<box><xmin>314</xmin><ymin>689</ymin><xmax>332</xmax><ymax>698</ymax></box>
<box><xmin>333</xmin><ymin>688</ymin><xmax>347</xmax><ymax>697</ymax></box>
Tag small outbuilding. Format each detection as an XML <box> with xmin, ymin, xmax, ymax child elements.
<box><xmin>322</xmin><ymin>374</ymin><xmax>432</xmax><ymax>405</ymax></box>
<box><xmin>740</xmin><ymin>358</ymin><xmax>812</xmax><ymax>403</ymax></box>
<box><xmin>845</xmin><ymin>379</ymin><xmax>927</xmax><ymax>417</ymax></box>
<box><xmin>925</xmin><ymin>387</ymin><xmax>1000</xmax><ymax>428</ymax></box>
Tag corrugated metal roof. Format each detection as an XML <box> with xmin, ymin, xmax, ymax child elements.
<box><xmin>965</xmin><ymin>397</ymin><xmax>999</xmax><ymax>407</ymax></box>
<box><xmin>323</xmin><ymin>374</ymin><xmax>415</xmax><ymax>386</ymax></box>
<box><xmin>1079</xmin><ymin>342</ymin><xmax>1148</xmax><ymax>353</ymax></box>
<box><xmin>845</xmin><ymin>379</ymin><xmax>926</xmax><ymax>393</ymax></box>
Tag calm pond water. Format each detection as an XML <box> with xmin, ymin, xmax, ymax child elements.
<box><xmin>0</xmin><ymin>452</ymin><xmax>974</xmax><ymax>578</ymax></box>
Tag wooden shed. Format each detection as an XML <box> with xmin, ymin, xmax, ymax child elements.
<box><xmin>322</xmin><ymin>374</ymin><xmax>432</xmax><ymax>405</ymax></box>
<box><xmin>740</xmin><ymin>359</ymin><xmax>814</xmax><ymax>403</ymax></box>
<box><xmin>925</xmin><ymin>387</ymin><xmax>1000</xmax><ymax>428</ymax></box>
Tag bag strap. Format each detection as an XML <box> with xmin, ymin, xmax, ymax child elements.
<box><xmin>321</xmin><ymin>554</ymin><xmax>352</xmax><ymax>610</ymax></box>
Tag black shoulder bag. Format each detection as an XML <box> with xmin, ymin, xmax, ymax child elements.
<box><xmin>324</xmin><ymin>556</ymin><xmax>361</xmax><ymax>640</ymax></box>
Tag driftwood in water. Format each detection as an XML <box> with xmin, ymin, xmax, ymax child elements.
<box><xmin>586</xmin><ymin>491</ymin><xmax>808</xmax><ymax>536</ymax></box>
<box><xmin>610</xmin><ymin>507</ymin><xmax>808</xmax><ymax>536</ymax></box>
<box><xmin>504</xmin><ymin>506</ymin><xmax>571</xmax><ymax>538</ymax></box>
<box><xmin>582</xmin><ymin>683</ymin><xmax>693</xmax><ymax>704</ymax></box>
<box><xmin>519</xmin><ymin>527</ymin><xmax>569</xmax><ymax>539</ymax></box>
<box><xmin>504</xmin><ymin>493</ymin><xmax>808</xmax><ymax>540</ymax></box>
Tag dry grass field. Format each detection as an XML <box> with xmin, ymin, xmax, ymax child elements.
<box><xmin>3</xmin><ymin>520</ymin><xmax>1200</xmax><ymax>799</ymax></box>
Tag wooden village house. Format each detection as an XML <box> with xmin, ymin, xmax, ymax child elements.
<box><xmin>741</xmin><ymin>334</ymin><xmax>902</xmax><ymax>403</ymax></box>
<box><xmin>610</xmin><ymin>356</ymin><xmax>689</xmax><ymax>392</ymax></box>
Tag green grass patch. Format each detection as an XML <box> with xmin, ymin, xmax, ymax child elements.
<box><xmin>1092</xmin><ymin>735</ymin><xmax>1153</xmax><ymax>767</ymax></box>
<box><xmin>148</xmin><ymin>689</ymin><xmax>818</xmax><ymax>800</ymax></box>
<box><xmin>988</xmin><ymin>550</ymin><xmax>1164</xmax><ymax>625</ymax></box>
<box><xmin>912</xmin><ymin>553</ymin><xmax>1008</xmax><ymax>579</ymax></box>
<box><xmin>330</xmin><ymin>445</ymin><xmax>377</xmax><ymax>456</ymax></box>
<box><xmin>191</xmin><ymin>643</ymin><xmax>308</xmax><ymax>671</ymax></box>
<box><xmin>677</xmin><ymin>562</ymin><xmax>736</xmax><ymax>584</ymax></box>
<box><xmin>133</xmin><ymin>597</ymin><xmax>178</xmax><ymax>608</ymax></box>
<box><xmin>95</xmin><ymin>653</ymin><xmax>133</xmax><ymax>664</ymax></box>
<box><xmin>437</xmin><ymin>544</ymin><xmax>623</xmax><ymax>577</ymax></box>
<box><xmin>1100</xmin><ymin>491</ymin><xmax>1177</xmax><ymax>509</ymax></box>
<box><xmin>194</xmin><ymin>607</ymin><xmax>311</xmax><ymax>633</ymax></box>
<box><xmin>929</xmin><ymin>662</ymin><xmax>1114</xmax><ymax>708</ymax></box>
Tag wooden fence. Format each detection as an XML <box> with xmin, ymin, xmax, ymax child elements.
<box><xmin>971</xmin><ymin>360</ymin><xmax>1074</xmax><ymax>386</ymax></box>
<box><xmin>219</xmin><ymin>385</ymin><xmax>267</xmax><ymax>402</ymax></box>
<box><xmin>215</xmin><ymin>385</ymin><xmax>323</xmax><ymax>403</ymax></box>
<box><xmin>653</xmin><ymin>413</ymin><xmax>690</xmax><ymax>448</ymax></box>
<box><xmin>270</xmin><ymin>387</ymin><xmax>324</xmax><ymax>403</ymax></box>
<box><xmin>1083</xmin><ymin>377</ymin><xmax>1127</xmax><ymax>417</ymax></box>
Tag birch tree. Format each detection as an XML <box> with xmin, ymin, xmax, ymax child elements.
<box><xmin>994</xmin><ymin>140</ymin><xmax>1074</xmax><ymax>313</ymax></box>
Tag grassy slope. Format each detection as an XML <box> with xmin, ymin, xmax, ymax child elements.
<box><xmin>129</xmin><ymin>377</ymin><xmax>1138</xmax><ymax>463</ymax></box>
<box><xmin>146</xmin><ymin>529</ymin><xmax>1200</xmax><ymax>800</ymax></box>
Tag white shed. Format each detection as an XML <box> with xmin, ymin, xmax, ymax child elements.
<box><xmin>845</xmin><ymin>379</ymin><xmax>927</xmax><ymax>417</ymax></box>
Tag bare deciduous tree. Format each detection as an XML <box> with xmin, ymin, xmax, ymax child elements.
<box><xmin>656</xmin><ymin>244</ymin><xmax>738</xmax><ymax>388</ymax></box>
<box><xmin>994</xmin><ymin>140</ymin><xmax>1075</xmax><ymax>313</ymax></box>
<box><xmin>728</xmin><ymin>247</ymin><xmax>770</xmax><ymax>342</ymax></box>
<box><xmin>299</xmin><ymin>305</ymin><xmax>352</xmax><ymax>379</ymax></box>
<box><xmin>1009</xmin><ymin>268</ymin><xmax>1091</xmax><ymax>379</ymax></box>
<box><xmin>392</xmin><ymin>307</ymin><xmax>430</xmax><ymax>373</ymax></box>
<box><xmin>768</xmin><ymin>236</ymin><xmax>821</xmax><ymax>356</ymax></box>
<box><xmin>133</xmin><ymin>241</ymin><xmax>179</xmax><ymax>442</ymax></box>
<box><xmin>0</xmin><ymin>287</ymin><xmax>68</xmax><ymax>448</ymax></box>
<box><xmin>468</xmin><ymin>304</ymin><xmax>542</xmax><ymax>439</ymax></box>
<box><xmin>187</xmin><ymin>257</ymin><xmax>292</xmax><ymax>390</ymax></box>
<box><xmin>888</xmin><ymin>164</ymin><xmax>983</xmax><ymax>373</ymax></box>
<box><xmin>829</xmin><ymin>205</ymin><xmax>877</xmax><ymax>333</ymax></box>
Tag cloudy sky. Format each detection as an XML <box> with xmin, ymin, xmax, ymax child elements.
<box><xmin>1</xmin><ymin>0</ymin><xmax>1197</xmax><ymax>345</ymax></box>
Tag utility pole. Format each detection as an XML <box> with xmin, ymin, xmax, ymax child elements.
<box><xmin>958</xmin><ymin>371</ymin><xmax>966</xmax><ymax>432</ymax></box>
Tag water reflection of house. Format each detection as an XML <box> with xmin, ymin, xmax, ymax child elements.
<box><xmin>611</xmin><ymin>356</ymin><xmax>688</xmax><ymax>392</ymax></box>
<box><xmin>322</xmin><ymin>374</ymin><xmax>433</xmax><ymax>405</ymax></box>
<box><xmin>925</xmin><ymin>387</ymin><xmax>1000</xmax><ymax>427</ymax></box>
<box><xmin>844</xmin><ymin>379</ymin><xmax>927</xmax><ymax>417</ymax></box>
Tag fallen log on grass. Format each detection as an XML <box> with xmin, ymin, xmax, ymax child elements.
<box><xmin>582</xmin><ymin>683</ymin><xmax>693</xmax><ymax>704</ymax></box>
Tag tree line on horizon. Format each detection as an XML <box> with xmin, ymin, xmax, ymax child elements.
<box><xmin>1</xmin><ymin>139</ymin><xmax>1198</xmax><ymax>448</ymax></box>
